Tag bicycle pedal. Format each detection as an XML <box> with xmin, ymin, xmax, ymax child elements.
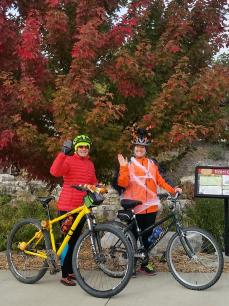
<box><xmin>50</xmin><ymin>267</ymin><xmax>61</xmax><ymax>274</ymax></box>
<box><xmin>134</xmin><ymin>252</ymin><xmax>146</xmax><ymax>259</ymax></box>
<box><xmin>159</xmin><ymin>252</ymin><xmax>167</xmax><ymax>263</ymax></box>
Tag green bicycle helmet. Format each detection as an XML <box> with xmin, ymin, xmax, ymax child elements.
<box><xmin>73</xmin><ymin>134</ymin><xmax>92</xmax><ymax>150</ymax></box>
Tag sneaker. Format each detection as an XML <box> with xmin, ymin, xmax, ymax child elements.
<box><xmin>60</xmin><ymin>277</ymin><xmax>76</xmax><ymax>286</ymax></box>
<box><xmin>68</xmin><ymin>273</ymin><xmax>76</xmax><ymax>280</ymax></box>
<box><xmin>139</xmin><ymin>263</ymin><xmax>157</xmax><ymax>276</ymax></box>
<box><xmin>132</xmin><ymin>271</ymin><xmax>137</xmax><ymax>278</ymax></box>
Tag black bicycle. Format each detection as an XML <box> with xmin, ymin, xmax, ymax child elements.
<box><xmin>109</xmin><ymin>193</ymin><xmax>224</xmax><ymax>290</ymax></box>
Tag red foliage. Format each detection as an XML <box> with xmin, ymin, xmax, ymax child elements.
<box><xmin>46</xmin><ymin>0</ymin><xmax>60</xmax><ymax>8</ymax></box>
<box><xmin>0</xmin><ymin>0</ymin><xmax>228</xmax><ymax>181</ymax></box>
<box><xmin>45</xmin><ymin>9</ymin><xmax>69</xmax><ymax>45</ymax></box>
<box><xmin>0</xmin><ymin>10</ymin><xmax>19</xmax><ymax>71</ymax></box>
<box><xmin>17</xmin><ymin>11</ymin><xmax>41</xmax><ymax>60</ymax></box>
<box><xmin>0</xmin><ymin>130</ymin><xmax>14</xmax><ymax>150</ymax></box>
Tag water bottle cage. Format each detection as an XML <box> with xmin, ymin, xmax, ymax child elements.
<box><xmin>61</xmin><ymin>216</ymin><xmax>73</xmax><ymax>233</ymax></box>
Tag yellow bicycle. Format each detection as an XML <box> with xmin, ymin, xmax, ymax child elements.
<box><xmin>6</xmin><ymin>184</ymin><xmax>134</xmax><ymax>298</ymax></box>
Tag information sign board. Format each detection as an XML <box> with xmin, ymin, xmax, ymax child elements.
<box><xmin>195</xmin><ymin>166</ymin><xmax>229</xmax><ymax>198</ymax></box>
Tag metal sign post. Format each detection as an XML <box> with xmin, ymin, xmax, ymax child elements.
<box><xmin>195</xmin><ymin>166</ymin><xmax>229</xmax><ymax>256</ymax></box>
<box><xmin>224</xmin><ymin>198</ymin><xmax>229</xmax><ymax>256</ymax></box>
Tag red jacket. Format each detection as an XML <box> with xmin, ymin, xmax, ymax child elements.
<box><xmin>50</xmin><ymin>153</ymin><xmax>97</xmax><ymax>211</ymax></box>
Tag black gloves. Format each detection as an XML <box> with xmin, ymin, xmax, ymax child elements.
<box><xmin>61</xmin><ymin>140</ymin><xmax>73</xmax><ymax>155</ymax></box>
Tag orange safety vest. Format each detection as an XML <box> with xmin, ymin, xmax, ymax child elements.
<box><xmin>118</xmin><ymin>157</ymin><xmax>175</xmax><ymax>214</ymax></box>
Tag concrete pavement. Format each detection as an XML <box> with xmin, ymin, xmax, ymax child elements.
<box><xmin>0</xmin><ymin>270</ymin><xmax>228</xmax><ymax>306</ymax></box>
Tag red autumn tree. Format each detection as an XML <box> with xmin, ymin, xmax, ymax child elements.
<box><xmin>0</xmin><ymin>0</ymin><xmax>228</xmax><ymax>182</ymax></box>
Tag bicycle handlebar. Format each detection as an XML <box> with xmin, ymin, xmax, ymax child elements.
<box><xmin>71</xmin><ymin>184</ymin><xmax>108</xmax><ymax>194</ymax></box>
<box><xmin>71</xmin><ymin>185</ymin><xmax>87</xmax><ymax>191</ymax></box>
<box><xmin>167</xmin><ymin>192</ymin><xmax>181</xmax><ymax>201</ymax></box>
<box><xmin>174</xmin><ymin>192</ymin><xmax>181</xmax><ymax>199</ymax></box>
<box><xmin>166</xmin><ymin>192</ymin><xmax>182</xmax><ymax>212</ymax></box>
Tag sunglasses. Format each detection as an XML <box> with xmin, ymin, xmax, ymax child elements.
<box><xmin>78</xmin><ymin>145</ymin><xmax>89</xmax><ymax>149</ymax></box>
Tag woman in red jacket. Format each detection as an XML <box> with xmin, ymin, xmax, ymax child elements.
<box><xmin>50</xmin><ymin>135</ymin><xmax>97</xmax><ymax>286</ymax></box>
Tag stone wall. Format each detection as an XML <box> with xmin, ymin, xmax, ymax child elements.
<box><xmin>0</xmin><ymin>173</ymin><xmax>121</xmax><ymax>219</ymax></box>
<box><xmin>0</xmin><ymin>174</ymin><xmax>47</xmax><ymax>203</ymax></box>
<box><xmin>93</xmin><ymin>188</ymin><xmax>121</xmax><ymax>221</ymax></box>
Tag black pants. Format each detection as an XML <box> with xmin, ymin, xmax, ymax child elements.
<box><xmin>132</xmin><ymin>212</ymin><xmax>157</xmax><ymax>250</ymax></box>
<box><xmin>58</xmin><ymin>211</ymin><xmax>86</xmax><ymax>278</ymax></box>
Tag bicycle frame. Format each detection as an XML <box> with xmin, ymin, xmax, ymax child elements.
<box><xmin>124</xmin><ymin>209</ymin><xmax>183</xmax><ymax>254</ymax></box>
<box><xmin>22</xmin><ymin>204</ymin><xmax>92</xmax><ymax>260</ymax></box>
<box><xmin>143</xmin><ymin>213</ymin><xmax>177</xmax><ymax>252</ymax></box>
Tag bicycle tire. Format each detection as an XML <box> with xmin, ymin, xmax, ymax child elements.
<box><xmin>106</xmin><ymin>220</ymin><xmax>137</xmax><ymax>253</ymax></box>
<box><xmin>7</xmin><ymin>218</ymin><xmax>51</xmax><ymax>284</ymax></box>
<box><xmin>98</xmin><ymin>220</ymin><xmax>137</xmax><ymax>278</ymax></box>
<box><xmin>166</xmin><ymin>227</ymin><xmax>224</xmax><ymax>290</ymax></box>
<box><xmin>72</xmin><ymin>223</ymin><xmax>134</xmax><ymax>298</ymax></box>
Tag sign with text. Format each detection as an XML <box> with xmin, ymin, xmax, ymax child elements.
<box><xmin>195</xmin><ymin>166</ymin><xmax>229</xmax><ymax>198</ymax></box>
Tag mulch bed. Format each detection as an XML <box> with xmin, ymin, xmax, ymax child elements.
<box><xmin>152</xmin><ymin>256</ymin><xmax>229</xmax><ymax>273</ymax></box>
<box><xmin>0</xmin><ymin>254</ymin><xmax>9</xmax><ymax>270</ymax></box>
<box><xmin>1</xmin><ymin>253</ymin><xmax>229</xmax><ymax>272</ymax></box>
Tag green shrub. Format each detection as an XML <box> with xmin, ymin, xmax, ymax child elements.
<box><xmin>181</xmin><ymin>182</ymin><xmax>195</xmax><ymax>200</ymax></box>
<box><xmin>0</xmin><ymin>199</ymin><xmax>57</xmax><ymax>251</ymax></box>
<box><xmin>0</xmin><ymin>194</ymin><xmax>12</xmax><ymax>205</ymax></box>
<box><xmin>184</xmin><ymin>198</ymin><xmax>224</xmax><ymax>248</ymax></box>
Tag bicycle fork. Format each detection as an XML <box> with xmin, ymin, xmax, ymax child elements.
<box><xmin>86</xmin><ymin>215</ymin><xmax>106</xmax><ymax>264</ymax></box>
<box><xmin>178</xmin><ymin>229</ymin><xmax>195</xmax><ymax>259</ymax></box>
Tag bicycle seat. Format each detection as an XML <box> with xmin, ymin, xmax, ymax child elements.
<box><xmin>121</xmin><ymin>199</ymin><xmax>142</xmax><ymax>210</ymax></box>
<box><xmin>37</xmin><ymin>196</ymin><xmax>55</xmax><ymax>206</ymax></box>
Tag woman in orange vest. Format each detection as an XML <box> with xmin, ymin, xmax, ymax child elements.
<box><xmin>117</xmin><ymin>127</ymin><xmax>182</xmax><ymax>275</ymax></box>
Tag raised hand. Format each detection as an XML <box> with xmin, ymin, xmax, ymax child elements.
<box><xmin>61</xmin><ymin>140</ymin><xmax>73</xmax><ymax>155</ymax></box>
<box><xmin>118</xmin><ymin>154</ymin><xmax>128</xmax><ymax>166</ymax></box>
<box><xmin>174</xmin><ymin>187</ymin><xmax>182</xmax><ymax>194</ymax></box>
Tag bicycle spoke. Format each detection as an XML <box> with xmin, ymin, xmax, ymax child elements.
<box><xmin>7</xmin><ymin>219</ymin><xmax>50</xmax><ymax>284</ymax></box>
<box><xmin>72</xmin><ymin>224</ymin><xmax>133</xmax><ymax>298</ymax></box>
<box><xmin>167</xmin><ymin>228</ymin><xmax>223</xmax><ymax>290</ymax></box>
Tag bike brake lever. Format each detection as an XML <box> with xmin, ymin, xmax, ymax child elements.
<box><xmin>71</xmin><ymin>184</ymin><xmax>85</xmax><ymax>191</ymax></box>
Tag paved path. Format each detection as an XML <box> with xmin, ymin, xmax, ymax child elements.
<box><xmin>1</xmin><ymin>270</ymin><xmax>229</xmax><ymax>306</ymax></box>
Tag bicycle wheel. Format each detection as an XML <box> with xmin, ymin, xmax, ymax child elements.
<box><xmin>106</xmin><ymin>220</ymin><xmax>137</xmax><ymax>253</ymax></box>
<box><xmin>7</xmin><ymin>218</ymin><xmax>51</xmax><ymax>284</ymax></box>
<box><xmin>72</xmin><ymin>223</ymin><xmax>134</xmax><ymax>298</ymax></box>
<box><xmin>166</xmin><ymin>227</ymin><xmax>224</xmax><ymax>290</ymax></box>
